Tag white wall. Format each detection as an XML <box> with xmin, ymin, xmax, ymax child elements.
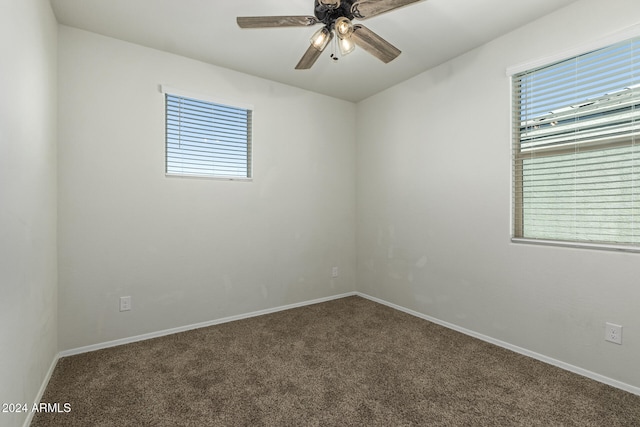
<box><xmin>0</xmin><ymin>0</ymin><xmax>58</xmax><ymax>426</ymax></box>
<box><xmin>356</xmin><ymin>0</ymin><xmax>640</xmax><ymax>389</ymax></box>
<box><xmin>57</xmin><ymin>26</ymin><xmax>357</xmax><ymax>351</ymax></box>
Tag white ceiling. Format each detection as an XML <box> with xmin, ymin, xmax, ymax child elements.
<box><xmin>50</xmin><ymin>0</ymin><xmax>579</xmax><ymax>102</ymax></box>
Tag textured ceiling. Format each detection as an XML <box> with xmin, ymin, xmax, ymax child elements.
<box><xmin>50</xmin><ymin>0</ymin><xmax>580</xmax><ymax>102</ymax></box>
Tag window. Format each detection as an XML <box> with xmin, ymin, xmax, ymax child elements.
<box><xmin>164</xmin><ymin>90</ymin><xmax>252</xmax><ymax>179</ymax></box>
<box><xmin>512</xmin><ymin>36</ymin><xmax>640</xmax><ymax>250</ymax></box>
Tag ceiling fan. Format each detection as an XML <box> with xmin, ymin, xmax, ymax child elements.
<box><xmin>237</xmin><ymin>0</ymin><xmax>424</xmax><ymax>69</ymax></box>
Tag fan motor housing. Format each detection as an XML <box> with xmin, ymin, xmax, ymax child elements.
<box><xmin>314</xmin><ymin>0</ymin><xmax>355</xmax><ymax>25</ymax></box>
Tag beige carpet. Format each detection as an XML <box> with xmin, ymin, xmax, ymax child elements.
<box><xmin>32</xmin><ymin>296</ymin><xmax>640</xmax><ymax>426</ymax></box>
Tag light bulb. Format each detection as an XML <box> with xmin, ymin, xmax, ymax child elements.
<box><xmin>335</xmin><ymin>17</ymin><xmax>353</xmax><ymax>38</ymax></box>
<box><xmin>310</xmin><ymin>27</ymin><xmax>333</xmax><ymax>51</ymax></box>
<box><xmin>338</xmin><ymin>36</ymin><xmax>355</xmax><ymax>56</ymax></box>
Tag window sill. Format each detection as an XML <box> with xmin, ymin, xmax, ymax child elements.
<box><xmin>511</xmin><ymin>238</ymin><xmax>640</xmax><ymax>254</ymax></box>
<box><xmin>165</xmin><ymin>173</ymin><xmax>253</xmax><ymax>182</ymax></box>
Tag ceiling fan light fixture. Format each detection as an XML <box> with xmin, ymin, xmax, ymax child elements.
<box><xmin>310</xmin><ymin>26</ymin><xmax>333</xmax><ymax>51</ymax></box>
<box><xmin>335</xmin><ymin>16</ymin><xmax>353</xmax><ymax>39</ymax></box>
<box><xmin>338</xmin><ymin>36</ymin><xmax>355</xmax><ymax>56</ymax></box>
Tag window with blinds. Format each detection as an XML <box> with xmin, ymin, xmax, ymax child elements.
<box><xmin>165</xmin><ymin>93</ymin><xmax>252</xmax><ymax>179</ymax></box>
<box><xmin>512</xmin><ymin>36</ymin><xmax>640</xmax><ymax>249</ymax></box>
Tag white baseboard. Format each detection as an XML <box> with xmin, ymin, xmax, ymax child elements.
<box><xmin>47</xmin><ymin>288</ymin><xmax>638</xmax><ymax>416</ymax></box>
<box><xmin>59</xmin><ymin>292</ymin><xmax>357</xmax><ymax>357</ymax></box>
<box><xmin>23</xmin><ymin>352</ymin><xmax>59</xmax><ymax>427</ymax></box>
<box><xmin>355</xmin><ymin>292</ymin><xmax>640</xmax><ymax>397</ymax></box>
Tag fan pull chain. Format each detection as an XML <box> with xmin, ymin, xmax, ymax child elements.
<box><xmin>330</xmin><ymin>31</ymin><xmax>339</xmax><ymax>62</ymax></box>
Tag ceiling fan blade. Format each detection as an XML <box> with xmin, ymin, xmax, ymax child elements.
<box><xmin>351</xmin><ymin>25</ymin><xmax>401</xmax><ymax>63</ymax></box>
<box><xmin>295</xmin><ymin>44</ymin><xmax>324</xmax><ymax>69</ymax></box>
<box><xmin>237</xmin><ymin>16</ymin><xmax>319</xmax><ymax>28</ymax></box>
<box><xmin>351</xmin><ymin>0</ymin><xmax>424</xmax><ymax>19</ymax></box>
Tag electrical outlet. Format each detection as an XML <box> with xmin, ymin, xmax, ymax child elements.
<box><xmin>605</xmin><ymin>322</ymin><xmax>622</xmax><ymax>345</ymax></box>
<box><xmin>120</xmin><ymin>296</ymin><xmax>132</xmax><ymax>312</ymax></box>
<box><xmin>332</xmin><ymin>267</ymin><xmax>339</xmax><ymax>278</ymax></box>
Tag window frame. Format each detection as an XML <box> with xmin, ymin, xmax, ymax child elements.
<box><xmin>507</xmin><ymin>27</ymin><xmax>640</xmax><ymax>253</ymax></box>
<box><xmin>161</xmin><ymin>85</ymin><xmax>253</xmax><ymax>181</ymax></box>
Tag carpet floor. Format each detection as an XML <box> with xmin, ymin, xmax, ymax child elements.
<box><xmin>32</xmin><ymin>296</ymin><xmax>640</xmax><ymax>426</ymax></box>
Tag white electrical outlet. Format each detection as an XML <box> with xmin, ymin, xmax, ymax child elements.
<box><xmin>120</xmin><ymin>296</ymin><xmax>132</xmax><ymax>312</ymax></box>
<box><xmin>605</xmin><ymin>322</ymin><xmax>622</xmax><ymax>345</ymax></box>
<box><xmin>331</xmin><ymin>267</ymin><xmax>339</xmax><ymax>278</ymax></box>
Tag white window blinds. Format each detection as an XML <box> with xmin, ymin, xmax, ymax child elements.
<box><xmin>512</xmin><ymin>36</ymin><xmax>640</xmax><ymax>249</ymax></box>
<box><xmin>165</xmin><ymin>93</ymin><xmax>252</xmax><ymax>179</ymax></box>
